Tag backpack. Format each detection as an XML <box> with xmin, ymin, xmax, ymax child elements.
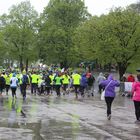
<box><xmin>22</xmin><ymin>75</ymin><xmax>29</xmax><ymax>84</ymax></box>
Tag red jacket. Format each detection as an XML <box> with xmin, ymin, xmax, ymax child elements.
<box><xmin>127</xmin><ymin>75</ymin><xmax>135</xmax><ymax>82</ymax></box>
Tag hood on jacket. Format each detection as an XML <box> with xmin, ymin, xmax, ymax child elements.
<box><xmin>99</xmin><ymin>73</ymin><xmax>103</xmax><ymax>76</ymax></box>
<box><xmin>107</xmin><ymin>74</ymin><xmax>114</xmax><ymax>80</ymax></box>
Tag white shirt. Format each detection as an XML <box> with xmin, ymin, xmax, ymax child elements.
<box><xmin>10</xmin><ymin>77</ymin><xmax>18</xmax><ymax>87</ymax></box>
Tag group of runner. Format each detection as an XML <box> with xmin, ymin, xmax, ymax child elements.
<box><xmin>0</xmin><ymin>69</ymin><xmax>95</xmax><ymax>100</ymax></box>
<box><xmin>0</xmin><ymin>68</ymin><xmax>140</xmax><ymax>123</ymax></box>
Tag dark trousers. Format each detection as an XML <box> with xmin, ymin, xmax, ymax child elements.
<box><xmin>74</xmin><ymin>85</ymin><xmax>80</xmax><ymax>93</ymax></box>
<box><xmin>50</xmin><ymin>85</ymin><xmax>54</xmax><ymax>93</ymax></box>
<box><xmin>21</xmin><ymin>84</ymin><xmax>27</xmax><ymax>98</ymax></box>
<box><xmin>63</xmin><ymin>84</ymin><xmax>68</xmax><ymax>91</ymax></box>
<box><xmin>46</xmin><ymin>87</ymin><xmax>51</xmax><ymax>95</ymax></box>
<box><xmin>120</xmin><ymin>82</ymin><xmax>125</xmax><ymax>93</ymax></box>
<box><xmin>11</xmin><ymin>87</ymin><xmax>17</xmax><ymax>97</ymax></box>
<box><xmin>55</xmin><ymin>85</ymin><xmax>61</xmax><ymax>96</ymax></box>
<box><xmin>73</xmin><ymin>85</ymin><xmax>80</xmax><ymax>98</ymax></box>
<box><xmin>31</xmin><ymin>83</ymin><xmax>38</xmax><ymax>94</ymax></box>
<box><xmin>99</xmin><ymin>85</ymin><xmax>104</xmax><ymax>94</ymax></box>
<box><xmin>105</xmin><ymin>97</ymin><xmax>114</xmax><ymax>116</ymax></box>
<box><xmin>6</xmin><ymin>85</ymin><xmax>10</xmax><ymax>93</ymax></box>
<box><xmin>0</xmin><ymin>85</ymin><xmax>4</xmax><ymax>94</ymax></box>
<box><xmin>80</xmin><ymin>86</ymin><xmax>85</xmax><ymax>96</ymax></box>
<box><xmin>62</xmin><ymin>84</ymin><xmax>69</xmax><ymax>95</ymax></box>
<box><xmin>134</xmin><ymin>101</ymin><xmax>140</xmax><ymax>120</ymax></box>
<box><xmin>38</xmin><ymin>85</ymin><xmax>44</xmax><ymax>94</ymax></box>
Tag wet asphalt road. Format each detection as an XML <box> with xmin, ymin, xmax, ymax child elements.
<box><xmin>0</xmin><ymin>89</ymin><xmax>140</xmax><ymax>140</ymax></box>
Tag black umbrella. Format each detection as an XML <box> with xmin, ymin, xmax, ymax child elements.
<box><xmin>136</xmin><ymin>68</ymin><xmax>140</xmax><ymax>72</ymax></box>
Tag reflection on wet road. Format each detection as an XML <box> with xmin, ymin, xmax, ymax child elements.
<box><xmin>0</xmin><ymin>91</ymin><xmax>140</xmax><ymax>140</ymax></box>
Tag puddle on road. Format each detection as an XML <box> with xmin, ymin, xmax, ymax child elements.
<box><xmin>0</xmin><ymin>95</ymin><xmax>139</xmax><ymax>140</ymax></box>
<box><xmin>0</xmin><ymin>96</ymin><xmax>98</xmax><ymax>140</ymax></box>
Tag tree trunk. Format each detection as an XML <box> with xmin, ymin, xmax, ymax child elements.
<box><xmin>108</xmin><ymin>63</ymin><xmax>111</xmax><ymax>72</ymax></box>
<box><xmin>10</xmin><ymin>60</ymin><xmax>13</xmax><ymax>68</ymax></box>
<box><xmin>19</xmin><ymin>55</ymin><xmax>23</xmax><ymax>72</ymax></box>
<box><xmin>118</xmin><ymin>62</ymin><xmax>127</xmax><ymax>80</ymax></box>
<box><xmin>26</xmin><ymin>58</ymin><xmax>29</xmax><ymax>73</ymax></box>
<box><xmin>60</xmin><ymin>59</ymin><xmax>68</xmax><ymax>69</ymax></box>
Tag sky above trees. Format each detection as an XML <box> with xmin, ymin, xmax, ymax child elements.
<box><xmin>0</xmin><ymin>0</ymin><xmax>137</xmax><ymax>16</ymax></box>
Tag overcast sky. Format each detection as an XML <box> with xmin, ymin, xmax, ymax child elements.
<box><xmin>0</xmin><ymin>0</ymin><xmax>138</xmax><ymax>16</ymax></box>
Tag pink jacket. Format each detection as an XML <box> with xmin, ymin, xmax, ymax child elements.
<box><xmin>132</xmin><ymin>82</ymin><xmax>140</xmax><ymax>101</ymax></box>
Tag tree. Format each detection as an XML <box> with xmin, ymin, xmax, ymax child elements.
<box><xmin>74</xmin><ymin>16</ymin><xmax>100</xmax><ymax>62</ymax></box>
<box><xmin>128</xmin><ymin>1</ymin><xmax>140</xmax><ymax>13</ymax></box>
<box><xmin>75</xmin><ymin>8</ymin><xmax>140</xmax><ymax>79</ymax></box>
<box><xmin>0</xmin><ymin>1</ymin><xmax>38</xmax><ymax>71</ymax></box>
<box><xmin>0</xmin><ymin>31</ymin><xmax>7</xmax><ymax>65</ymax></box>
<box><xmin>38</xmin><ymin>0</ymin><xmax>90</xmax><ymax>68</ymax></box>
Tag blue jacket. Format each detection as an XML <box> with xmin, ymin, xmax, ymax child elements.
<box><xmin>80</xmin><ymin>74</ymin><xmax>88</xmax><ymax>87</ymax></box>
<box><xmin>100</xmin><ymin>74</ymin><xmax>120</xmax><ymax>97</ymax></box>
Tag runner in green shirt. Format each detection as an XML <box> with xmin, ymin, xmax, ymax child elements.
<box><xmin>62</xmin><ymin>72</ymin><xmax>70</xmax><ymax>95</ymax></box>
<box><xmin>54</xmin><ymin>73</ymin><xmax>63</xmax><ymax>96</ymax></box>
<box><xmin>31</xmin><ymin>71</ymin><xmax>39</xmax><ymax>94</ymax></box>
<box><xmin>5</xmin><ymin>73</ymin><xmax>11</xmax><ymax>95</ymax></box>
<box><xmin>72</xmin><ymin>71</ymin><xmax>81</xmax><ymax>99</ymax></box>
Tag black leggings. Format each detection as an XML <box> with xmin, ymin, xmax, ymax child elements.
<box><xmin>74</xmin><ymin>85</ymin><xmax>80</xmax><ymax>93</ymax></box>
<box><xmin>11</xmin><ymin>87</ymin><xmax>17</xmax><ymax>97</ymax></box>
<box><xmin>6</xmin><ymin>85</ymin><xmax>10</xmax><ymax>93</ymax></box>
<box><xmin>80</xmin><ymin>86</ymin><xmax>85</xmax><ymax>96</ymax></box>
<box><xmin>134</xmin><ymin>101</ymin><xmax>140</xmax><ymax>120</ymax></box>
<box><xmin>105</xmin><ymin>97</ymin><xmax>114</xmax><ymax>116</ymax></box>
<box><xmin>99</xmin><ymin>85</ymin><xmax>105</xmax><ymax>94</ymax></box>
<box><xmin>31</xmin><ymin>83</ymin><xmax>38</xmax><ymax>94</ymax></box>
<box><xmin>74</xmin><ymin>85</ymin><xmax>80</xmax><ymax>98</ymax></box>
<box><xmin>55</xmin><ymin>85</ymin><xmax>61</xmax><ymax>96</ymax></box>
<box><xmin>63</xmin><ymin>84</ymin><xmax>68</xmax><ymax>91</ymax></box>
<box><xmin>21</xmin><ymin>84</ymin><xmax>27</xmax><ymax>98</ymax></box>
<box><xmin>46</xmin><ymin>87</ymin><xmax>51</xmax><ymax>95</ymax></box>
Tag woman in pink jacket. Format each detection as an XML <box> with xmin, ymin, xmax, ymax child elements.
<box><xmin>132</xmin><ymin>74</ymin><xmax>140</xmax><ymax>123</ymax></box>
